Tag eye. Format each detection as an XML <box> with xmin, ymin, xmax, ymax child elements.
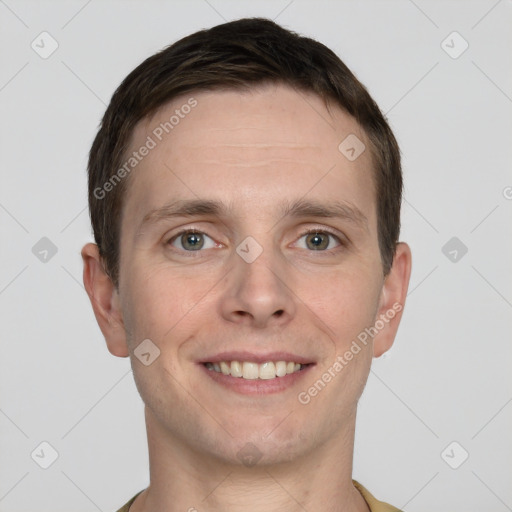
<box><xmin>295</xmin><ymin>230</ymin><xmax>342</xmax><ymax>251</ymax></box>
<box><xmin>169</xmin><ymin>230</ymin><xmax>217</xmax><ymax>251</ymax></box>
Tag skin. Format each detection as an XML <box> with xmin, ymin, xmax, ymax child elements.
<box><xmin>82</xmin><ymin>83</ymin><xmax>411</xmax><ymax>512</ymax></box>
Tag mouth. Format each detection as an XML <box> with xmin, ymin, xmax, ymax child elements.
<box><xmin>204</xmin><ymin>360</ymin><xmax>309</xmax><ymax>380</ymax></box>
<box><xmin>199</xmin><ymin>352</ymin><xmax>315</xmax><ymax>395</ymax></box>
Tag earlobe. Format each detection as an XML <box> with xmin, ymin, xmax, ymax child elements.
<box><xmin>81</xmin><ymin>243</ymin><xmax>129</xmax><ymax>357</ymax></box>
<box><xmin>373</xmin><ymin>242</ymin><xmax>412</xmax><ymax>358</ymax></box>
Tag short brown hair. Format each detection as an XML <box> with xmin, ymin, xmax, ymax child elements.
<box><xmin>87</xmin><ymin>17</ymin><xmax>402</xmax><ymax>286</ymax></box>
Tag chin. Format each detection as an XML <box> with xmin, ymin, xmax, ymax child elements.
<box><xmin>203</xmin><ymin>423</ymin><xmax>314</xmax><ymax>468</ymax></box>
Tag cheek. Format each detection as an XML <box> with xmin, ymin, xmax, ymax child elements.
<box><xmin>119</xmin><ymin>266</ymin><xmax>174</xmax><ymax>348</ymax></box>
<box><xmin>297</xmin><ymin>268</ymin><xmax>381</xmax><ymax>347</ymax></box>
<box><xmin>120</xmin><ymin>263</ymin><xmax>219</xmax><ymax>348</ymax></box>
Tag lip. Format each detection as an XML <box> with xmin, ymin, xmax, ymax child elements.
<box><xmin>197</xmin><ymin>351</ymin><xmax>316</xmax><ymax>395</ymax></box>
<box><xmin>198</xmin><ymin>351</ymin><xmax>314</xmax><ymax>365</ymax></box>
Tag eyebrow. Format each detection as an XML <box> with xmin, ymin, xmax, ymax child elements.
<box><xmin>138</xmin><ymin>197</ymin><xmax>368</xmax><ymax>233</ymax></box>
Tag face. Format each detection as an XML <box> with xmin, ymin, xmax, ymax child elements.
<box><xmin>113</xmin><ymin>83</ymin><xmax>396</xmax><ymax>465</ymax></box>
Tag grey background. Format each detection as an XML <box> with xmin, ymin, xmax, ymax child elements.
<box><xmin>1</xmin><ymin>0</ymin><xmax>511</xmax><ymax>511</ymax></box>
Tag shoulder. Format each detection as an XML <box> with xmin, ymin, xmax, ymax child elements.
<box><xmin>114</xmin><ymin>490</ymin><xmax>143</xmax><ymax>512</ymax></box>
<box><xmin>353</xmin><ymin>480</ymin><xmax>403</xmax><ymax>512</ymax></box>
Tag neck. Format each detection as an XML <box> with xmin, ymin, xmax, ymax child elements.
<box><xmin>130</xmin><ymin>408</ymin><xmax>369</xmax><ymax>512</ymax></box>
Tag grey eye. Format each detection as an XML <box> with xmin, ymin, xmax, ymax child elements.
<box><xmin>170</xmin><ymin>231</ymin><xmax>216</xmax><ymax>251</ymax></box>
<box><xmin>296</xmin><ymin>231</ymin><xmax>341</xmax><ymax>251</ymax></box>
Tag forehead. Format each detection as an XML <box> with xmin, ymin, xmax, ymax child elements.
<box><xmin>121</xmin><ymin>83</ymin><xmax>375</xmax><ymax>228</ymax></box>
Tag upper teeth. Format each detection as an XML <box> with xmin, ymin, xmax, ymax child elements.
<box><xmin>205</xmin><ymin>361</ymin><xmax>303</xmax><ymax>380</ymax></box>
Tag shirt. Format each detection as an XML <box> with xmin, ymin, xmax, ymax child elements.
<box><xmin>115</xmin><ymin>480</ymin><xmax>402</xmax><ymax>511</ymax></box>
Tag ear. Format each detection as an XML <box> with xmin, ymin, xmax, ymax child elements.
<box><xmin>81</xmin><ymin>243</ymin><xmax>129</xmax><ymax>357</ymax></box>
<box><xmin>373</xmin><ymin>242</ymin><xmax>412</xmax><ymax>358</ymax></box>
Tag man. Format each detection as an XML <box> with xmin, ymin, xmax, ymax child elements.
<box><xmin>82</xmin><ymin>18</ymin><xmax>412</xmax><ymax>512</ymax></box>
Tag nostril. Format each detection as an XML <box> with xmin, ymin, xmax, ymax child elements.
<box><xmin>273</xmin><ymin>309</ymin><xmax>284</xmax><ymax>317</ymax></box>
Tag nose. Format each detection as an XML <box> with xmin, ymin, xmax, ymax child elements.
<box><xmin>220</xmin><ymin>248</ymin><xmax>296</xmax><ymax>328</ymax></box>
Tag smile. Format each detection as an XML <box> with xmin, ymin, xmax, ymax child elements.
<box><xmin>204</xmin><ymin>361</ymin><xmax>306</xmax><ymax>380</ymax></box>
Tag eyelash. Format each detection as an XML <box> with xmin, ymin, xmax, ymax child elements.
<box><xmin>166</xmin><ymin>227</ymin><xmax>345</xmax><ymax>253</ymax></box>
<box><xmin>297</xmin><ymin>228</ymin><xmax>345</xmax><ymax>249</ymax></box>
